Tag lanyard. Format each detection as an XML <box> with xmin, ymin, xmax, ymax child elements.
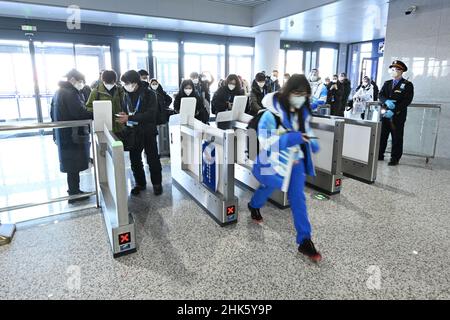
<box><xmin>126</xmin><ymin>95</ymin><xmax>141</xmax><ymax>126</ymax></box>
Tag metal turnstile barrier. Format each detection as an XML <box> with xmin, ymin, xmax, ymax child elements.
<box><xmin>169</xmin><ymin>111</ymin><xmax>238</xmax><ymax>226</ymax></box>
<box><xmin>93</xmin><ymin>101</ymin><xmax>136</xmax><ymax>257</ymax></box>
<box><xmin>306</xmin><ymin>117</ymin><xmax>345</xmax><ymax>195</ymax></box>
<box><xmin>341</xmin><ymin>118</ymin><xmax>381</xmax><ymax>184</ymax></box>
<box><xmin>157</xmin><ymin>124</ymin><xmax>170</xmax><ymax>157</ymax></box>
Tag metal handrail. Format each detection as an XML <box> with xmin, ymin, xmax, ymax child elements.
<box><xmin>0</xmin><ymin>120</ymin><xmax>92</xmax><ymax>132</ymax></box>
<box><xmin>0</xmin><ymin>119</ymin><xmax>100</xmax><ymax>217</ymax></box>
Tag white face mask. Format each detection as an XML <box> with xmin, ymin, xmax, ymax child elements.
<box><xmin>124</xmin><ymin>83</ymin><xmax>136</xmax><ymax>93</ymax></box>
<box><xmin>257</xmin><ymin>81</ymin><xmax>265</xmax><ymax>88</ymax></box>
<box><xmin>228</xmin><ymin>84</ymin><xmax>236</xmax><ymax>91</ymax></box>
<box><xmin>184</xmin><ymin>89</ymin><xmax>193</xmax><ymax>96</ymax></box>
<box><xmin>74</xmin><ymin>81</ymin><xmax>84</xmax><ymax>91</ymax></box>
<box><xmin>289</xmin><ymin>96</ymin><xmax>306</xmax><ymax>109</ymax></box>
<box><xmin>201</xmin><ymin>76</ymin><xmax>207</xmax><ymax>81</ymax></box>
<box><xmin>104</xmin><ymin>83</ymin><xmax>115</xmax><ymax>91</ymax></box>
<box><xmin>192</xmin><ymin>79</ymin><xmax>199</xmax><ymax>85</ymax></box>
<box><xmin>271</xmin><ymin>75</ymin><xmax>277</xmax><ymax>81</ymax></box>
<box><xmin>151</xmin><ymin>84</ymin><xmax>159</xmax><ymax>90</ymax></box>
<box><xmin>310</xmin><ymin>76</ymin><xmax>319</xmax><ymax>82</ymax></box>
<box><xmin>332</xmin><ymin>79</ymin><xmax>338</xmax><ymax>83</ymax></box>
<box><xmin>390</xmin><ymin>69</ymin><xmax>401</xmax><ymax>78</ymax></box>
<box><xmin>339</xmin><ymin>77</ymin><xmax>345</xmax><ymax>82</ymax></box>
<box><xmin>363</xmin><ymin>82</ymin><xmax>369</xmax><ymax>87</ymax></box>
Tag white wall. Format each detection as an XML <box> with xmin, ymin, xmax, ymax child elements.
<box><xmin>382</xmin><ymin>0</ymin><xmax>450</xmax><ymax>159</ymax></box>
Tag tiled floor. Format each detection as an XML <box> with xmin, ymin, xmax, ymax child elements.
<box><xmin>0</xmin><ymin>135</ymin><xmax>449</xmax><ymax>299</ymax></box>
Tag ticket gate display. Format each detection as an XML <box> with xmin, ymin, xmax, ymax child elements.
<box><xmin>93</xmin><ymin>101</ymin><xmax>136</xmax><ymax>258</ymax></box>
<box><xmin>169</xmin><ymin>98</ymin><xmax>239</xmax><ymax>226</ymax></box>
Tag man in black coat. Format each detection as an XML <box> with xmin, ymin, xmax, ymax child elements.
<box><xmin>339</xmin><ymin>72</ymin><xmax>352</xmax><ymax>110</ymax></box>
<box><xmin>51</xmin><ymin>69</ymin><xmax>93</xmax><ymax>203</ymax></box>
<box><xmin>378</xmin><ymin>60</ymin><xmax>414</xmax><ymax>166</ymax></box>
<box><xmin>116</xmin><ymin>70</ymin><xmax>163</xmax><ymax>196</ymax></box>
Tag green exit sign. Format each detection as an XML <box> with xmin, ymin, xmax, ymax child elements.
<box><xmin>144</xmin><ymin>33</ymin><xmax>157</xmax><ymax>41</ymax></box>
<box><xmin>21</xmin><ymin>25</ymin><xmax>37</xmax><ymax>32</ymax></box>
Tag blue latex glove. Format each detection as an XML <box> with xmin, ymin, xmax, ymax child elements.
<box><xmin>385</xmin><ymin>100</ymin><xmax>396</xmax><ymax>110</ymax></box>
<box><xmin>384</xmin><ymin>110</ymin><xmax>394</xmax><ymax>119</ymax></box>
<box><xmin>310</xmin><ymin>139</ymin><xmax>320</xmax><ymax>154</ymax></box>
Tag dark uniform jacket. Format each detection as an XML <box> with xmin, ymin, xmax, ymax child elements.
<box><xmin>379</xmin><ymin>78</ymin><xmax>414</xmax><ymax>121</ymax></box>
<box><xmin>51</xmin><ymin>81</ymin><xmax>93</xmax><ymax>173</ymax></box>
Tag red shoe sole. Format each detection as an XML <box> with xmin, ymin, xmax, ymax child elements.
<box><xmin>309</xmin><ymin>254</ymin><xmax>322</xmax><ymax>263</ymax></box>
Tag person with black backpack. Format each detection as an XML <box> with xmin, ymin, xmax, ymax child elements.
<box><xmin>116</xmin><ymin>70</ymin><xmax>163</xmax><ymax>196</ymax></box>
<box><xmin>247</xmin><ymin>74</ymin><xmax>322</xmax><ymax>263</ymax></box>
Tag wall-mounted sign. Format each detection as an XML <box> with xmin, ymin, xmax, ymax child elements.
<box><xmin>21</xmin><ymin>25</ymin><xmax>37</xmax><ymax>32</ymax></box>
<box><xmin>144</xmin><ymin>33</ymin><xmax>158</xmax><ymax>41</ymax></box>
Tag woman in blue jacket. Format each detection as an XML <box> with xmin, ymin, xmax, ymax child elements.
<box><xmin>248</xmin><ymin>74</ymin><xmax>322</xmax><ymax>262</ymax></box>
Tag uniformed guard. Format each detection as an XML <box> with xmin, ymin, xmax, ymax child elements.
<box><xmin>378</xmin><ymin>60</ymin><xmax>414</xmax><ymax>166</ymax></box>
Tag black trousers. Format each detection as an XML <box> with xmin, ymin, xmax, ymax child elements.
<box><xmin>129</xmin><ymin>130</ymin><xmax>162</xmax><ymax>187</ymax></box>
<box><xmin>67</xmin><ymin>171</ymin><xmax>81</xmax><ymax>195</ymax></box>
<box><xmin>379</xmin><ymin>117</ymin><xmax>406</xmax><ymax>162</ymax></box>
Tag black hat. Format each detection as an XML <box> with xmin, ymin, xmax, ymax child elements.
<box><xmin>389</xmin><ymin>60</ymin><xmax>408</xmax><ymax>72</ymax></box>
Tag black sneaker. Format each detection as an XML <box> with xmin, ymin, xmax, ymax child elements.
<box><xmin>153</xmin><ymin>185</ymin><xmax>163</xmax><ymax>196</ymax></box>
<box><xmin>68</xmin><ymin>191</ymin><xmax>91</xmax><ymax>204</ymax></box>
<box><xmin>131</xmin><ymin>185</ymin><xmax>146</xmax><ymax>196</ymax></box>
<box><xmin>388</xmin><ymin>160</ymin><xmax>399</xmax><ymax>166</ymax></box>
<box><xmin>298</xmin><ymin>239</ymin><xmax>322</xmax><ymax>263</ymax></box>
<box><xmin>248</xmin><ymin>203</ymin><xmax>263</xmax><ymax>222</ymax></box>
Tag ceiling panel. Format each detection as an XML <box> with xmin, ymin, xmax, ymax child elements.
<box><xmin>0</xmin><ymin>0</ymin><xmax>389</xmax><ymax>43</ymax></box>
<box><xmin>207</xmin><ymin>0</ymin><xmax>270</xmax><ymax>7</ymax></box>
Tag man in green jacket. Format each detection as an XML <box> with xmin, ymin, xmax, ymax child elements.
<box><xmin>86</xmin><ymin>70</ymin><xmax>125</xmax><ymax>133</ymax></box>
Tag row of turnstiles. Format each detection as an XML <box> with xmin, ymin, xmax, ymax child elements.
<box><xmin>169</xmin><ymin>97</ymin><xmax>382</xmax><ymax>226</ymax></box>
<box><xmin>90</xmin><ymin>98</ymin><xmax>382</xmax><ymax>257</ymax></box>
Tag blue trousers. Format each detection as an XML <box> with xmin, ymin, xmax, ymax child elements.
<box><xmin>250</xmin><ymin>161</ymin><xmax>312</xmax><ymax>245</ymax></box>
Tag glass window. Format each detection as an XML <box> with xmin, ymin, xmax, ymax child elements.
<box><xmin>152</xmin><ymin>41</ymin><xmax>179</xmax><ymax>93</ymax></box>
<box><xmin>318</xmin><ymin>48</ymin><xmax>338</xmax><ymax>79</ymax></box>
<box><xmin>286</xmin><ymin>50</ymin><xmax>304</xmax><ymax>76</ymax></box>
<box><xmin>0</xmin><ymin>40</ymin><xmax>36</xmax><ymax>124</ymax></box>
<box><xmin>229</xmin><ymin>45</ymin><xmax>254</xmax><ymax>84</ymax></box>
<box><xmin>119</xmin><ymin>39</ymin><xmax>149</xmax><ymax>75</ymax></box>
<box><xmin>35</xmin><ymin>42</ymin><xmax>111</xmax><ymax>120</ymax></box>
<box><xmin>75</xmin><ymin>44</ymin><xmax>111</xmax><ymax>87</ymax></box>
<box><xmin>184</xmin><ymin>42</ymin><xmax>225</xmax><ymax>93</ymax></box>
